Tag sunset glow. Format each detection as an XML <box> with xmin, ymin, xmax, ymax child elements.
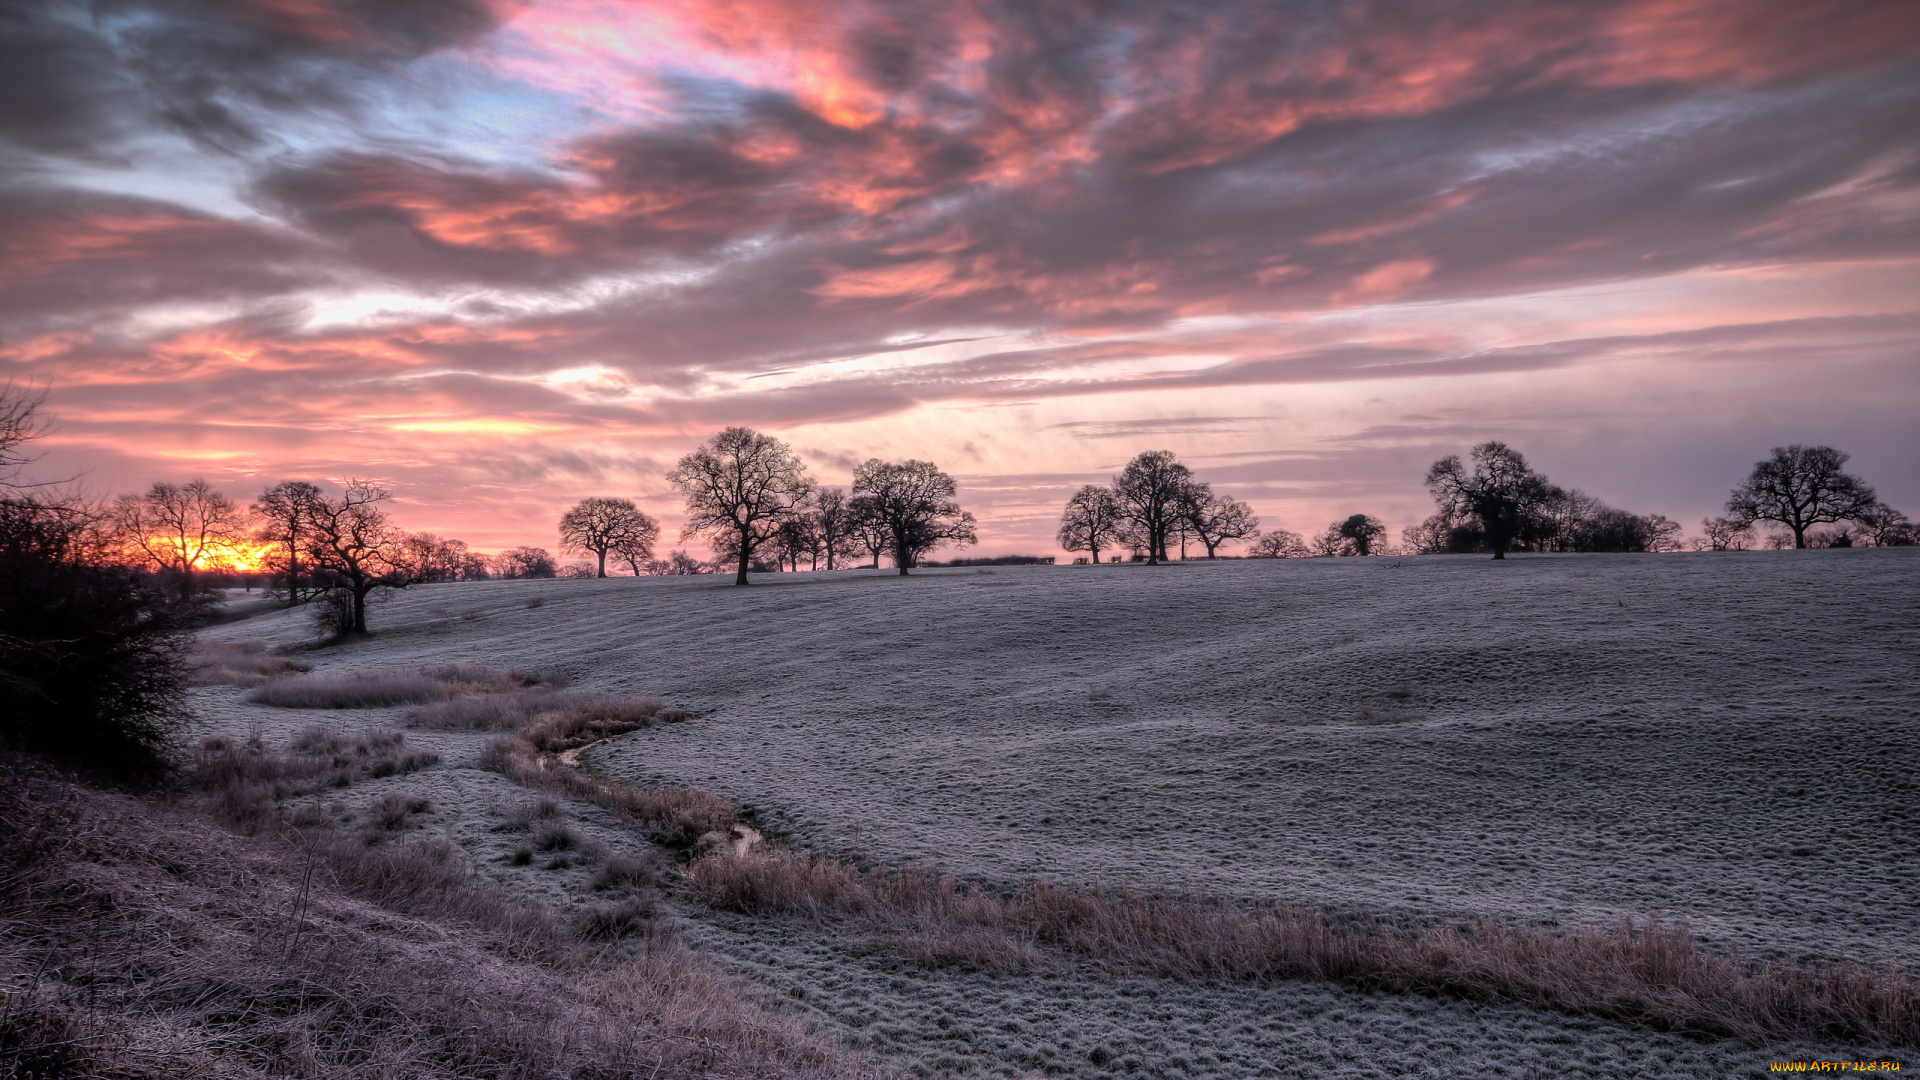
<box><xmin>4</xmin><ymin>0</ymin><xmax>1916</xmax><ymax>555</ymax></box>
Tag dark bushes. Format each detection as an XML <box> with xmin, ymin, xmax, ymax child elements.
<box><xmin>0</xmin><ymin>506</ymin><xmax>192</xmax><ymax>776</ymax></box>
<box><xmin>193</xmin><ymin>728</ymin><xmax>439</xmax><ymax>830</ymax></box>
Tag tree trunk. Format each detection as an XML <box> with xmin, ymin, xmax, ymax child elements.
<box><xmin>1791</xmin><ymin>523</ymin><xmax>1807</xmax><ymax>548</ymax></box>
<box><xmin>351</xmin><ymin>584</ymin><xmax>369</xmax><ymax>633</ymax></box>
<box><xmin>735</xmin><ymin>525</ymin><xmax>751</xmax><ymax>585</ymax></box>
<box><xmin>895</xmin><ymin>537</ymin><xmax>911</xmax><ymax>575</ymax></box>
<box><xmin>596</xmin><ymin>550</ymin><xmax>607</xmax><ymax>577</ymax></box>
<box><xmin>1090</xmin><ymin>543</ymin><xmax>1100</xmax><ymax>565</ymax></box>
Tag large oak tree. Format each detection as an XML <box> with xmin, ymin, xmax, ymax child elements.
<box><xmin>667</xmin><ymin>427</ymin><xmax>814</xmax><ymax>585</ymax></box>
<box><xmin>558</xmin><ymin>496</ymin><xmax>659</xmax><ymax>577</ymax></box>
<box><xmin>852</xmin><ymin>459</ymin><xmax>976</xmax><ymax>574</ymax></box>
<box><xmin>1726</xmin><ymin>445</ymin><xmax>1878</xmax><ymax>549</ymax></box>
<box><xmin>1424</xmin><ymin>442</ymin><xmax>1553</xmax><ymax>560</ymax></box>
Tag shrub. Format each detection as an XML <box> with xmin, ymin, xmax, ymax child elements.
<box><xmin>192</xmin><ymin>729</ymin><xmax>438</xmax><ymax>827</ymax></box>
<box><xmin>0</xmin><ymin>555</ymin><xmax>192</xmax><ymax>777</ymax></box>
<box><xmin>574</xmin><ymin>895</ymin><xmax>662</xmax><ymax>942</ymax></box>
<box><xmin>593</xmin><ymin>854</ymin><xmax>664</xmax><ymax>893</ymax></box>
<box><xmin>366</xmin><ymin>791</ymin><xmax>432</xmax><ymax>833</ymax></box>
<box><xmin>533</xmin><ymin>821</ymin><xmax>584</xmax><ymax>852</ymax></box>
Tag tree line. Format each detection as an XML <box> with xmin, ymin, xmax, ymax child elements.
<box><xmin>1060</xmin><ymin>441</ymin><xmax>1913</xmax><ymax>563</ymax></box>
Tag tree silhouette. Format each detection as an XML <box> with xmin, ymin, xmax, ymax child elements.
<box><xmin>1112</xmin><ymin>450</ymin><xmax>1192</xmax><ymax>564</ymax></box>
<box><xmin>1337</xmin><ymin>514</ymin><xmax>1387</xmax><ymax>556</ymax></box>
<box><xmin>852</xmin><ymin>459</ymin><xmax>976</xmax><ymax>574</ymax></box>
<box><xmin>1057</xmin><ymin>484</ymin><xmax>1125</xmax><ymax>566</ymax></box>
<box><xmin>558</xmin><ymin>497</ymin><xmax>659</xmax><ymax>577</ymax></box>
<box><xmin>492</xmin><ymin>547</ymin><xmax>557</xmax><ymax>579</ymax></box>
<box><xmin>252</xmin><ymin>480</ymin><xmax>324</xmax><ymax>604</ymax></box>
<box><xmin>811</xmin><ymin>487</ymin><xmax>859</xmax><ymax>570</ymax></box>
<box><xmin>113</xmin><ymin>479</ymin><xmax>242</xmax><ymax>600</ymax></box>
<box><xmin>667</xmin><ymin>427</ymin><xmax>814</xmax><ymax>585</ymax></box>
<box><xmin>848</xmin><ymin>494</ymin><xmax>890</xmax><ymax>569</ymax></box>
<box><xmin>1425</xmin><ymin>442</ymin><xmax>1553</xmax><ymax>560</ymax></box>
<box><xmin>302</xmin><ymin>480</ymin><xmax>412</xmax><ymax>635</ymax></box>
<box><xmin>1248</xmin><ymin>530</ymin><xmax>1309</xmax><ymax>557</ymax></box>
<box><xmin>1726</xmin><ymin>445</ymin><xmax>1878</xmax><ymax>549</ymax></box>
<box><xmin>1185</xmin><ymin>486</ymin><xmax>1259</xmax><ymax>557</ymax></box>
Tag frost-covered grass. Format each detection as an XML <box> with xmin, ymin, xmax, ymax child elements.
<box><xmin>196</xmin><ymin>548</ymin><xmax>1920</xmax><ymax>1075</ymax></box>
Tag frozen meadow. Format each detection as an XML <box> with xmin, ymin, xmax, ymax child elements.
<box><xmin>201</xmin><ymin>548</ymin><xmax>1920</xmax><ymax>1078</ymax></box>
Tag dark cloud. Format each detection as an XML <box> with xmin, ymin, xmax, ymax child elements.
<box><xmin>1</xmin><ymin>0</ymin><xmax>509</xmax><ymax>162</ymax></box>
<box><xmin>0</xmin><ymin>188</ymin><xmax>318</xmax><ymax>332</ymax></box>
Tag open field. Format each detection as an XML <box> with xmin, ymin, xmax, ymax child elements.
<box><xmin>194</xmin><ymin>549</ymin><xmax>1920</xmax><ymax>1077</ymax></box>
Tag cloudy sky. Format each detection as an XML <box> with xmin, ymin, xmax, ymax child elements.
<box><xmin>4</xmin><ymin>0</ymin><xmax>1917</xmax><ymax>557</ymax></box>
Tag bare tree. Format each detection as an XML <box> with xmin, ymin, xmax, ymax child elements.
<box><xmin>612</xmin><ymin>532</ymin><xmax>655</xmax><ymax>576</ymax></box>
<box><xmin>492</xmin><ymin>546</ymin><xmax>558</xmax><ymax>579</ymax></box>
<box><xmin>0</xmin><ymin>382</ymin><xmax>50</xmax><ymax>489</ymax></box>
<box><xmin>1425</xmin><ymin>442</ymin><xmax>1554</xmax><ymax>560</ymax></box>
<box><xmin>401</xmin><ymin>533</ymin><xmax>486</xmax><ymax>582</ymax></box>
<box><xmin>774</xmin><ymin>513</ymin><xmax>822</xmax><ymax>571</ymax></box>
<box><xmin>252</xmin><ymin>480</ymin><xmax>324</xmax><ymax>604</ymax></box>
<box><xmin>848</xmin><ymin>494</ymin><xmax>891</xmax><ymax>569</ymax></box>
<box><xmin>811</xmin><ymin>487</ymin><xmax>859</xmax><ymax>570</ymax></box>
<box><xmin>558</xmin><ymin>497</ymin><xmax>660</xmax><ymax>577</ymax></box>
<box><xmin>852</xmin><ymin>459</ymin><xmax>977</xmax><ymax>574</ymax></box>
<box><xmin>113</xmin><ymin>479</ymin><xmax>243</xmax><ymax>599</ymax></box>
<box><xmin>667</xmin><ymin>427</ymin><xmax>814</xmax><ymax>585</ymax></box>
<box><xmin>1726</xmin><ymin>445</ymin><xmax>1879</xmax><ymax>549</ymax></box>
<box><xmin>1855</xmin><ymin>503</ymin><xmax>1916</xmax><ymax>547</ymax></box>
<box><xmin>1181</xmin><ymin>486</ymin><xmax>1259</xmax><ymax>558</ymax></box>
<box><xmin>1112</xmin><ymin>450</ymin><xmax>1192</xmax><ymax>564</ymax></box>
<box><xmin>1057</xmin><ymin>485</ymin><xmax>1125</xmax><ymax>566</ymax></box>
<box><xmin>303</xmin><ymin>480</ymin><xmax>412</xmax><ymax>636</ymax></box>
<box><xmin>1248</xmin><ymin>530</ymin><xmax>1309</xmax><ymax>557</ymax></box>
<box><xmin>1698</xmin><ymin>516</ymin><xmax>1754</xmax><ymax>551</ymax></box>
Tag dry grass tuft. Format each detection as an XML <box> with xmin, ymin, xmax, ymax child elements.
<box><xmin>574</xmin><ymin>895</ymin><xmax>663</xmax><ymax>942</ymax></box>
<box><xmin>193</xmin><ymin>728</ymin><xmax>439</xmax><ymax>829</ymax></box>
<box><xmin>189</xmin><ymin>639</ymin><xmax>311</xmax><ymax>687</ymax></box>
<box><xmin>593</xmin><ymin>853</ymin><xmax>665</xmax><ymax>893</ymax></box>
<box><xmin>407</xmin><ymin>690</ymin><xmax>673</xmax><ymax>749</ymax></box>
<box><xmin>683</xmin><ymin>849</ymin><xmax>1920</xmax><ymax>1049</ymax></box>
<box><xmin>481</xmin><ymin>735</ymin><xmax>735</xmax><ymax>848</ymax></box>
<box><xmin>865</xmin><ymin>924</ymin><xmax>1047</xmax><ymax>974</ymax></box>
<box><xmin>248</xmin><ymin>663</ymin><xmax>563</xmax><ymax>710</ymax></box>
<box><xmin>366</xmin><ymin>791</ymin><xmax>433</xmax><ymax>834</ymax></box>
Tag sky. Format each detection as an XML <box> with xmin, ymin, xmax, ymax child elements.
<box><xmin>3</xmin><ymin>0</ymin><xmax>1917</xmax><ymax>559</ymax></box>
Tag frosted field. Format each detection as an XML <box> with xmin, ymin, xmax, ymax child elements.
<box><xmin>200</xmin><ymin>549</ymin><xmax>1920</xmax><ymax>1077</ymax></box>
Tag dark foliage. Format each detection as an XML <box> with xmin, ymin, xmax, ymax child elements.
<box><xmin>0</xmin><ymin>501</ymin><xmax>191</xmax><ymax>777</ymax></box>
